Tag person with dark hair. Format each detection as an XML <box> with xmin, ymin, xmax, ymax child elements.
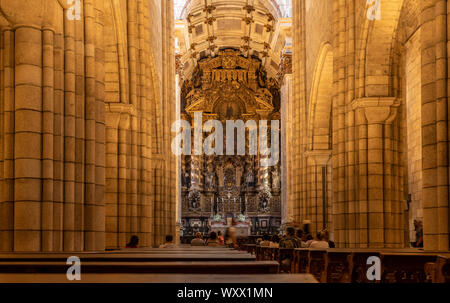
<box><xmin>414</xmin><ymin>220</ymin><xmax>423</xmax><ymax>248</ymax></box>
<box><xmin>278</xmin><ymin>227</ymin><xmax>300</xmax><ymax>272</ymax></box>
<box><xmin>305</xmin><ymin>234</ymin><xmax>314</xmax><ymax>247</ymax></box>
<box><xmin>159</xmin><ymin>235</ymin><xmax>176</xmax><ymax>248</ymax></box>
<box><xmin>126</xmin><ymin>235</ymin><xmax>139</xmax><ymax>248</ymax></box>
<box><xmin>206</xmin><ymin>231</ymin><xmax>219</xmax><ymax>247</ymax></box>
<box><xmin>279</xmin><ymin>227</ymin><xmax>301</xmax><ymax>249</ymax></box>
<box><xmin>321</xmin><ymin>229</ymin><xmax>335</xmax><ymax>248</ymax></box>
<box><xmin>296</xmin><ymin>229</ymin><xmax>307</xmax><ymax>247</ymax></box>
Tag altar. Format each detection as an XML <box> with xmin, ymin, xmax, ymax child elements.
<box><xmin>180</xmin><ymin>50</ymin><xmax>282</xmax><ymax>237</ymax></box>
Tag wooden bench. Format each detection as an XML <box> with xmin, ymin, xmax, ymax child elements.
<box><xmin>289</xmin><ymin>248</ymin><xmax>450</xmax><ymax>283</ymax></box>
<box><xmin>425</xmin><ymin>255</ymin><xmax>450</xmax><ymax>283</ymax></box>
<box><xmin>292</xmin><ymin>249</ymin><xmax>309</xmax><ymax>274</ymax></box>
<box><xmin>0</xmin><ymin>253</ymin><xmax>256</xmax><ymax>263</ymax></box>
<box><xmin>0</xmin><ymin>273</ymin><xmax>318</xmax><ymax>283</ymax></box>
<box><xmin>0</xmin><ymin>261</ymin><xmax>279</xmax><ymax>274</ymax></box>
<box><xmin>307</xmin><ymin>249</ymin><xmax>327</xmax><ymax>282</ymax></box>
<box><xmin>259</xmin><ymin>246</ymin><xmax>275</xmax><ymax>261</ymax></box>
<box><xmin>242</xmin><ymin>244</ymin><xmax>256</xmax><ymax>255</ymax></box>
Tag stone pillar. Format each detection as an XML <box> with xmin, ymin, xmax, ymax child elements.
<box><xmin>14</xmin><ymin>25</ymin><xmax>43</xmax><ymax>251</ymax></box>
<box><xmin>420</xmin><ymin>0</ymin><xmax>450</xmax><ymax>251</ymax></box>
<box><xmin>305</xmin><ymin>150</ymin><xmax>332</xmax><ymax>234</ymax></box>
<box><xmin>281</xmin><ymin>74</ymin><xmax>294</xmax><ymax>225</ymax></box>
<box><xmin>291</xmin><ymin>0</ymin><xmax>307</xmax><ymax>225</ymax></box>
<box><xmin>0</xmin><ymin>28</ymin><xmax>15</xmax><ymax>251</ymax></box>
<box><xmin>352</xmin><ymin>97</ymin><xmax>401</xmax><ymax>248</ymax></box>
<box><xmin>42</xmin><ymin>28</ymin><xmax>55</xmax><ymax>251</ymax></box>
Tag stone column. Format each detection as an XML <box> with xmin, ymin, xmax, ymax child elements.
<box><xmin>14</xmin><ymin>25</ymin><xmax>43</xmax><ymax>251</ymax></box>
<box><xmin>352</xmin><ymin>97</ymin><xmax>400</xmax><ymax>248</ymax></box>
<box><xmin>42</xmin><ymin>28</ymin><xmax>55</xmax><ymax>251</ymax></box>
<box><xmin>305</xmin><ymin>150</ymin><xmax>332</xmax><ymax>233</ymax></box>
<box><xmin>291</xmin><ymin>0</ymin><xmax>307</xmax><ymax>225</ymax></box>
<box><xmin>420</xmin><ymin>0</ymin><xmax>450</xmax><ymax>251</ymax></box>
<box><xmin>281</xmin><ymin>74</ymin><xmax>294</xmax><ymax>225</ymax></box>
<box><xmin>0</xmin><ymin>28</ymin><xmax>15</xmax><ymax>251</ymax></box>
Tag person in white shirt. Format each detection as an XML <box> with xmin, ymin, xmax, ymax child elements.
<box><xmin>309</xmin><ymin>231</ymin><xmax>330</xmax><ymax>249</ymax></box>
<box><xmin>159</xmin><ymin>235</ymin><xmax>177</xmax><ymax>248</ymax></box>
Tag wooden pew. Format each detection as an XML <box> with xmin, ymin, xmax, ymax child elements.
<box><xmin>306</xmin><ymin>249</ymin><xmax>327</xmax><ymax>282</ymax></box>
<box><xmin>292</xmin><ymin>249</ymin><xmax>309</xmax><ymax>274</ymax></box>
<box><xmin>323</xmin><ymin>249</ymin><xmax>352</xmax><ymax>283</ymax></box>
<box><xmin>259</xmin><ymin>246</ymin><xmax>274</xmax><ymax>261</ymax></box>
<box><xmin>290</xmin><ymin>248</ymin><xmax>447</xmax><ymax>283</ymax></box>
<box><xmin>0</xmin><ymin>273</ymin><xmax>318</xmax><ymax>283</ymax></box>
<box><xmin>0</xmin><ymin>252</ymin><xmax>255</xmax><ymax>263</ymax></box>
<box><xmin>0</xmin><ymin>261</ymin><xmax>279</xmax><ymax>274</ymax></box>
<box><xmin>380</xmin><ymin>252</ymin><xmax>440</xmax><ymax>283</ymax></box>
<box><xmin>277</xmin><ymin>248</ymin><xmax>293</xmax><ymax>273</ymax></box>
<box><xmin>425</xmin><ymin>254</ymin><xmax>450</xmax><ymax>283</ymax></box>
<box><xmin>242</xmin><ymin>244</ymin><xmax>256</xmax><ymax>255</ymax></box>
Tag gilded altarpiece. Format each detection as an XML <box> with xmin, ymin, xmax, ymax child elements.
<box><xmin>180</xmin><ymin>50</ymin><xmax>281</xmax><ymax>236</ymax></box>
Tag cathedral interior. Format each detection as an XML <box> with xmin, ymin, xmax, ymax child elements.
<box><xmin>0</xmin><ymin>0</ymin><xmax>450</xmax><ymax>286</ymax></box>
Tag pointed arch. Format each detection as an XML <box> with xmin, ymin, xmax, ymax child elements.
<box><xmin>307</xmin><ymin>42</ymin><xmax>334</xmax><ymax>151</ymax></box>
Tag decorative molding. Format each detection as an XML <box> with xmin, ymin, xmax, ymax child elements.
<box><xmin>351</xmin><ymin>97</ymin><xmax>400</xmax><ymax>124</ymax></box>
<box><xmin>304</xmin><ymin>150</ymin><xmax>332</xmax><ymax>166</ymax></box>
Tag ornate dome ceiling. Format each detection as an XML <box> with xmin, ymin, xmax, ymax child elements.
<box><xmin>175</xmin><ymin>0</ymin><xmax>292</xmax><ymax>80</ymax></box>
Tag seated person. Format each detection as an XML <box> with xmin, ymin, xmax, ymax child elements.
<box><xmin>322</xmin><ymin>229</ymin><xmax>335</xmax><ymax>248</ymax></box>
<box><xmin>305</xmin><ymin>234</ymin><xmax>314</xmax><ymax>247</ymax></box>
<box><xmin>296</xmin><ymin>229</ymin><xmax>307</xmax><ymax>248</ymax></box>
<box><xmin>126</xmin><ymin>235</ymin><xmax>139</xmax><ymax>248</ymax></box>
<box><xmin>259</xmin><ymin>234</ymin><xmax>271</xmax><ymax>247</ymax></box>
<box><xmin>218</xmin><ymin>231</ymin><xmax>225</xmax><ymax>245</ymax></box>
<box><xmin>279</xmin><ymin>227</ymin><xmax>300</xmax><ymax>273</ymax></box>
<box><xmin>206</xmin><ymin>232</ymin><xmax>219</xmax><ymax>247</ymax></box>
<box><xmin>190</xmin><ymin>232</ymin><xmax>205</xmax><ymax>246</ymax></box>
<box><xmin>269</xmin><ymin>234</ymin><xmax>280</xmax><ymax>248</ymax></box>
<box><xmin>256</xmin><ymin>237</ymin><xmax>263</xmax><ymax>245</ymax></box>
<box><xmin>279</xmin><ymin>227</ymin><xmax>301</xmax><ymax>248</ymax></box>
<box><xmin>159</xmin><ymin>235</ymin><xmax>176</xmax><ymax>248</ymax></box>
<box><xmin>309</xmin><ymin>231</ymin><xmax>330</xmax><ymax>249</ymax></box>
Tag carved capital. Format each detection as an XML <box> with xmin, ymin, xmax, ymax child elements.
<box><xmin>351</xmin><ymin>97</ymin><xmax>399</xmax><ymax>124</ymax></box>
<box><xmin>305</xmin><ymin>150</ymin><xmax>331</xmax><ymax>166</ymax></box>
<box><xmin>0</xmin><ymin>0</ymin><xmax>63</xmax><ymax>29</ymax></box>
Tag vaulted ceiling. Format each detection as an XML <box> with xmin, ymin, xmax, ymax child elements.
<box><xmin>175</xmin><ymin>0</ymin><xmax>292</xmax><ymax>80</ymax></box>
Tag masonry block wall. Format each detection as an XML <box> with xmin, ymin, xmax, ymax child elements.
<box><xmin>289</xmin><ymin>0</ymin><xmax>450</xmax><ymax>250</ymax></box>
<box><xmin>0</xmin><ymin>0</ymin><xmax>176</xmax><ymax>252</ymax></box>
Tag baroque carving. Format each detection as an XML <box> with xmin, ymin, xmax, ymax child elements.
<box><xmin>181</xmin><ymin>49</ymin><xmax>282</xmax><ymax>236</ymax></box>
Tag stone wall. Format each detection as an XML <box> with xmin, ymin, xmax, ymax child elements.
<box><xmin>0</xmin><ymin>0</ymin><xmax>176</xmax><ymax>252</ymax></box>
<box><xmin>288</xmin><ymin>0</ymin><xmax>450</xmax><ymax>250</ymax></box>
<box><xmin>405</xmin><ymin>29</ymin><xmax>423</xmax><ymax>242</ymax></box>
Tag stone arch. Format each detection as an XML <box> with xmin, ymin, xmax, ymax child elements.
<box><xmin>304</xmin><ymin>42</ymin><xmax>334</xmax><ymax>234</ymax></box>
<box><xmin>307</xmin><ymin>43</ymin><xmax>333</xmax><ymax>151</ymax></box>
<box><xmin>358</xmin><ymin>0</ymin><xmax>404</xmax><ymax>97</ymax></box>
<box><xmin>104</xmin><ymin>0</ymin><xmax>129</xmax><ymax>104</ymax></box>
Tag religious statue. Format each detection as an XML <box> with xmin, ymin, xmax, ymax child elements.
<box><xmin>236</xmin><ymin>164</ymin><xmax>244</xmax><ymax>187</ymax></box>
<box><xmin>258</xmin><ymin>189</ymin><xmax>272</xmax><ymax>212</ymax></box>
<box><xmin>204</xmin><ymin>164</ymin><xmax>216</xmax><ymax>190</ymax></box>
<box><xmin>188</xmin><ymin>190</ymin><xmax>201</xmax><ymax>210</ymax></box>
<box><xmin>217</xmin><ymin>165</ymin><xmax>224</xmax><ymax>188</ymax></box>
<box><xmin>246</xmin><ymin>169</ymin><xmax>254</xmax><ymax>188</ymax></box>
<box><xmin>182</xmin><ymin>171</ymin><xmax>190</xmax><ymax>188</ymax></box>
<box><xmin>272</xmin><ymin>166</ymin><xmax>280</xmax><ymax>190</ymax></box>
